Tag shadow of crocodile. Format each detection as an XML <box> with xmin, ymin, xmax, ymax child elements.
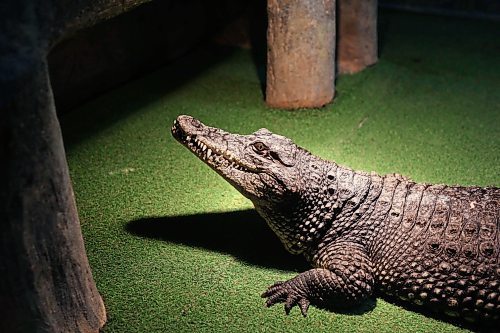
<box><xmin>126</xmin><ymin>209</ymin><xmax>308</xmax><ymax>272</ymax></box>
<box><xmin>125</xmin><ymin>209</ymin><xmax>492</xmax><ymax>331</ymax></box>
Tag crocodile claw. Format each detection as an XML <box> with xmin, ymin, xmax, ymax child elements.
<box><xmin>262</xmin><ymin>280</ymin><xmax>311</xmax><ymax>317</ymax></box>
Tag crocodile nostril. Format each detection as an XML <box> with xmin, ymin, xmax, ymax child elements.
<box><xmin>191</xmin><ymin>118</ymin><xmax>202</xmax><ymax>128</ymax></box>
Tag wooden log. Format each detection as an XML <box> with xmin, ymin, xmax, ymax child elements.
<box><xmin>337</xmin><ymin>0</ymin><xmax>378</xmax><ymax>74</ymax></box>
<box><xmin>0</xmin><ymin>1</ymin><xmax>153</xmax><ymax>332</ymax></box>
<box><xmin>266</xmin><ymin>0</ymin><xmax>336</xmax><ymax>109</ymax></box>
<box><xmin>0</xmin><ymin>58</ymin><xmax>106</xmax><ymax>332</ymax></box>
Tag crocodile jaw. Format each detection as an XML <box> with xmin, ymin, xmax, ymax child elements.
<box><xmin>171</xmin><ymin>115</ymin><xmax>262</xmax><ymax>199</ymax></box>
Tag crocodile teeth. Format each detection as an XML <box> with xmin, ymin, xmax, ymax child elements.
<box><xmin>180</xmin><ymin>133</ymin><xmax>253</xmax><ymax>172</ymax></box>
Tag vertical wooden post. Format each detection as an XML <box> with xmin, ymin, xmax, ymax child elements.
<box><xmin>337</xmin><ymin>0</ymin><xmax>378</xmax><ymax>74</ymax></box>
<box><xmin>0</xmin><ymin>58</ymin><xmax>106</xmax><ymax>333</ymax></box>
<box><xmin>266</xmin><ymin>0</ymin><xmax>336</xmax><ymax>109</ymax></box>
<box><xmin>1</xmin><ymin>1</ymin><xmax>154</xmax><ymax>331</ymax></box>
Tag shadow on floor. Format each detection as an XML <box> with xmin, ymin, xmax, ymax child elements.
<box><xmin>126</xmin><ymin>208</ymin><xmax>309</xmax><ymax>272</ymax></box>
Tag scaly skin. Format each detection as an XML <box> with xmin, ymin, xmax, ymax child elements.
<box><xmin>171</xmin><ymin>115</ymin><xmax>499</xmax><ymax>324</ymax></box>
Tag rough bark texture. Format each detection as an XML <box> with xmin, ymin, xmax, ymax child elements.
<box><xmin>172</xmin><ymin>115</ymin><xmax>499</xmax><ymax>326</ymax></box>
<box><xmin>0</xmin><ymin>57</ymin><xmax>107</xmax><ymax>333</ymax></box>
<box><xmin>0</xmin><ymin>1</ymin><xmax>151</xmax><ymax>332</ymax></box>
<box><xmin>266</xmin><ymin>0</ymin><xmax>336</xmax><ymax>109</ymax></box>
<box><xmin>337</xmin><ymin>0</ymin><xmax>378</xmax><ymax>74</ymax></box>
<box><xmin>51</xmin><ymin>0</ymin><xmax>153</xmax><ymax>44</ymax></box>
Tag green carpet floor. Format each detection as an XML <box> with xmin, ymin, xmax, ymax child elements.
<box><xmin>61</xmin><ymin>9</ymin><xmax>499</xmax><ymax>333</ymax></box>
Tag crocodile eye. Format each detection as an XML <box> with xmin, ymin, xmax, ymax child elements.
<box><xmin>191</xmin><ymin>118</ymin><xmax>202</xmax><ymax>128</ymax></box>
<box><xmin>253</xmin><ymin>141</ymin><xmax>268</xmax><ymax>153</ymax></box>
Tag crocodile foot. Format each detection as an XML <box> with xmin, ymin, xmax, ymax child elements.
<box><xmin>262</xmin><ymin>279</ymin><xmax>311</xmax><ymax>316</ymax></box>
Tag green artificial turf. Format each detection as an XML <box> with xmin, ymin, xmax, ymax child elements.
<box><xmin>61</xmin><ymin>10</ymin><xmax>499</xmax><ymax>333</ymax></box>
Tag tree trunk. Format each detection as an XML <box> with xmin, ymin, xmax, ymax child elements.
<box><xmin>337</xmin><ymin>0</ymin><xmax>378</xmax><ymax>74</ymax></box>
<box><xmin>0</xmin><ymin>1</ymin><xmax>157</xmax><ymax>331</ymax></box>
<box><xmin>0</xmin><ymin>58</ymin><xmax>106</xmax><ymax>332</ymax></box>
<box><xmin>266</xmin><ymin>0</ymin><xmax>336</xmax><ymax>109</ymax></box>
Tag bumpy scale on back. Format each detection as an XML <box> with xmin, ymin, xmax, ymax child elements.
<box><xmin>171</xmin><ymin>115</ymin><xmax>499</xmax><ymax>324</ymax></box>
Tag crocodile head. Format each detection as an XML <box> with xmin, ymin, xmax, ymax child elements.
<box><xmin>172</xmin><ymin>115</ymin><xmax>333</xmax><ymax>255</ymax></box>
<box><xmin>172</xmin><ymin>116</ymin><xmax>336</xmax><ymax>254</ymax></box>
<box><xmin>171</xmin><ymin>115</ymin><xmax>304</xmax><ymax>203</ymax></box>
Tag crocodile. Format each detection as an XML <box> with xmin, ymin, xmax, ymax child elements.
<box><xmin>171</xmin><ymin>115</ymin><xmax>499</xmax><ymax>324</ymax></box>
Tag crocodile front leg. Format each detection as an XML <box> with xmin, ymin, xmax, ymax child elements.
<box><xmin>262</xmin><ymin>242</ymin><xmax>375</xmax><ymax>316</ymax></box>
